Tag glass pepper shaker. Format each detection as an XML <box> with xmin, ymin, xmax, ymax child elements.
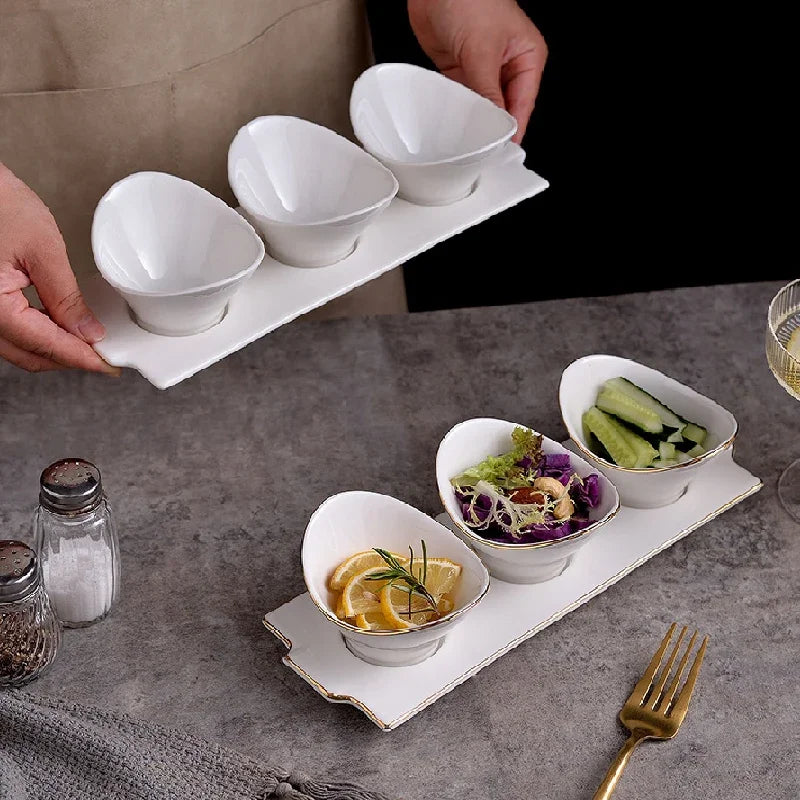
<box><xmin>33</xmin><ymin>458</ymin><xmax>121</xmax><ymax>628</ymax></box>
<box><xmin>0</xmin><ymin>540</ymin><xmax>61</xmax><ymax>688</ymax></box>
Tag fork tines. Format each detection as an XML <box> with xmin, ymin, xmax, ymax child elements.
<box><xmin>631</xmin><ymin>622</ymin><xmax>709</xmax><ymax>719</ymax></box>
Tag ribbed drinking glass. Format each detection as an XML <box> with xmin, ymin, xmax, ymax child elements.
<box><xmin>766</xmin><ymin>279</ymin><xmax>800</xmax><ymax>521</ymax></box>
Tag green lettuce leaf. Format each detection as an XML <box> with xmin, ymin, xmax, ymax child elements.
<box><xmin>452</xmin><ymin>426</ymin><xmax>543</xmax><ymax>490</ymax></box>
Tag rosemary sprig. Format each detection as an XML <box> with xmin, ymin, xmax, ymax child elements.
<box><xmin>366</xmin><ymin>540</ymin><xmax>439</xmax><ymax>618</ymax></box>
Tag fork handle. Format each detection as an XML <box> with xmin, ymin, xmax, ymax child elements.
<box><xmin>592</xmin><ymin>733</ymin><xmax>644</xmax><ymax>800</ymax></box>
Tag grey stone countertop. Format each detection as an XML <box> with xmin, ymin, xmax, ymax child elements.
<box><xmin>1</xmin><ymin>279</ymin><xmax>798</xmax><ymax>800</ymax></box>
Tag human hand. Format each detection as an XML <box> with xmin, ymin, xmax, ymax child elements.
<box><xmin>408</xmin><ymin>0</ymin><xmax>547</xmax><ymax>143</ymax></box>
<box><xmin>0</xmin><ymin>164</ymin><xmax>119</xmax><ymax>374</ymax></box>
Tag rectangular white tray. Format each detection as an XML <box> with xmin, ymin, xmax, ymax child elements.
<box><xmin>84</xmin><ymin>145</ymin><xmax>548</xmax><ymax>390</ymax></box>
<box><xmin>262</xmin><ymin>446</ymin><xmax>761</xmax><ymax>731</ymax></box>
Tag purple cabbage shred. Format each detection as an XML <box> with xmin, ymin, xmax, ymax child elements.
<box><xmin>455</xmin><ymin>451</ymin><xmax>603</xmax><ymax>545</ymax></box>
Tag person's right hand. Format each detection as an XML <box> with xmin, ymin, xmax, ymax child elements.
<box><xmin>0</xmin><ymin>164</ymin><xmax>119</xmax><ymax>374</ymax></box>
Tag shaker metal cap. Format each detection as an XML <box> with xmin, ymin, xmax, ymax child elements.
<box><xmin>0</xmin><ymin>540</ymin><xmax>39</xmax><ymax>602</ymax></box>
<box><xmin>39</xmin><ymin>458</ymin><xmax>103</xmax><ymax>514</ymax></box>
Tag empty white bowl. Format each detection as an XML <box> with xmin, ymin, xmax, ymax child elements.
<box><xmin>91</xmin><ymin>171</ymin><xmax>265</xmax><ymax>336</ymax></box>
<box><xmin>350</xmin><ymin>63</ymin><xmax>518</xmax><ymax>206</ymax></box>
<box><xmin>228</xmin><ymin>115</ymin><xmax>398</xmax><ymax>268</ymax></box>
<box><xmin>302</xmin><ymin>490</ymin><xmax>490</xmax><ymax>667</ymax></box>
<box><xmin>559</xmin><ymin>354</ymin><xmax>739</xmax><ymax>509</ymax></box>
<box><xmin>436</xmin><ymin>418</ymin><xmax>620</xmax><ymax>584</ymax></box>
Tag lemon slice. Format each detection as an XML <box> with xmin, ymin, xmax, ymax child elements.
<box><xmin>340</xmin><ymin>566</ymin><xmax>394</xmax><ymax>617</ymax></box>
<box><xmin>438</xmin><ymin>594</ymin><xmax>455</xmax><ymax>616</ymax></box>
<box><xmin>378</xmin><ymin>587</ymin><xmax>458</xmax><ymax>629</ymax></box>
<box><xmin>379</xmin><ymin>584</ymin><xmax>438</xmax><ymax>629</ymax></box>
<box><xmin>409</xmin><ymin>557</ymin><xmax>463</xmax><ymax>598</ymax></box>
<box><xmin>353</xmin><ymin>611</ymin><xmax>386</xmax><ymax>630</ymax></box>
<box><xmin>353</xmin><ymin>594</ymin><xmax>455</xmax><ymax>631</ymax></box>
<box><xmin>355</xmin><ymin>595</ymin><xmax>454</xmax><ymax>630</ymax></box>
<box><xmin>328</xmin><ymin>550</ymin><xmax>407</xmax><ymax>591</ymax></box>
<box><xmin>379</xmin><ymin>556</ymin><xmax>463</xmax><ymax>629</ymax></box>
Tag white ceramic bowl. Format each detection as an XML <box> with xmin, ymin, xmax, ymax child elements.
<box><xmin>228</xmin><ymin>115</ymin><xmax>398</xmax><ymax>268</ymax></box>
<box><xmin>559</xmin><ymin>354</ymin><xmax>739</xmax><ymax>509</ymax></box>
<box><xmin>350</xmin><ymin>63</ymin><xmax>518</xmax><ymax>206</ymax></box>
<box><xmin>436</xmin><ymin>418</ymin><xmax>620</xmax><ymax>584</ymax></box>
<box><xmin>302</xmin><ymin>490</ymin><xmax>490</xmax><ymax>667</ymax></box>
<box><xmin>92</xmin><ymin>171</ymin><xmax>265</xmax><ymax>337</ymax></box>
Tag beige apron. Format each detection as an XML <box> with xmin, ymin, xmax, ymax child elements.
<box><xmin>0</xmin><ymin>0</ymin><xmax>407</xmax><ymax>319</ymax></box>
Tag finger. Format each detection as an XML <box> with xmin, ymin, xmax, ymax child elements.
<box><xmin>503</xmin><ymin>47</ymin><xmax>548</xmax><ymax>143</ymax></box>
<box><xmin>0</xmin><ymin>335</ymin><xmax>67</xmax><ymax>373</ymax></box>
<box><xmin>0</xmin><ymin>288</ymin><xmax>120</xmax><ymax>375</ymax></box>
<box><xmin>457</xmin><ymin>41</ymin><xmax>507</xmax><ymax>110</ymax></box>
<box><xmin>0</xmin><ymin>260</ymin><xmax>32</xmax><ymax>294</ymax></box>
<box><xmin>505</xmin><ymin>68</ymin><xmax>538</xmax><ymax>143</ymax></box>
<box><xmin>23</xmin><ymin>230</ymin><xmax>107</xmax><ymax>345</ymax></box>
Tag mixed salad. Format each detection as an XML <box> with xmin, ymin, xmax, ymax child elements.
<box><xmin>451</xmin><ymin>426</ymin><xmax>602</xmax><ymax>544</ymax></box>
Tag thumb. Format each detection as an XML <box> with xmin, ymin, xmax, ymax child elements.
<box><xmin>25</xmin><ymin>233</ymin><xmax>106</xmax><ymax>345</ymax></box>
<box><xmin>457</xmin><ymin>40</ymin><xmax>507</xmax><ymax>109</ymax></box>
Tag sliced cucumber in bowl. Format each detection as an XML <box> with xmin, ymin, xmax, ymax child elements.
<box><xmin>582</xmin><ymin>406</ymin><xmax>659</xmax><ymax>469</ymax></box>
<box><xmin>582</xmin><ymin>377</ymin><xmax>709</xmax><ymax>469</ymax></box>
<box><xmin>595</xmin><ymin>386</ymin><xmax>663</xmax><ymax>434</ymax></box>
<box><xmin>602</xmin><ymin>377</ymin><xmax>686</xmax><ymax>430</ymax></box>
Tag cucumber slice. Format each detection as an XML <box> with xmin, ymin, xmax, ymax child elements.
<box><xmin>582</xmin><ymin>406</ymin><xmax>638</xmax><ymax>468</ymax></box>
<box><xmin>666</xmin><ymin>430</ymin><xmax>685</xmax><ymax>444</ymax></box>
<box><xmin>587</xmin><ymin>431</ymin><xmax>613</xmax><ymax>463</ymax></box>
<box><xmin>582</xmin><ymin>418</ymin><xmax>594</xmax><ymax>448</ymax></box>
<box><xmin>585</xmin><ymin>407</ymin><xmax>658</xmax><ymax>468</ymax></box>
<box><xmin>619</xmin><ymin>424</ymin><xmax>659</xmax><ymax>468</ymax></box>
<box><xmin>681</xmin><ymin>422</ymin><xmax>707</xmax><ymax>446</ymax></box>
<box><xmin>659</xmin><ymin>441</ymin><xmax>677</xmax><ymax>461</ymax></box>
<box><xmin>651</xmin><ymin>457</ymin><xmax>677</xmax><ymax>468</ymax></box>
<box><xmin>601</xmin><ymin>377</ymin><xmax>686</xmax><ymax>431</ymax></box>
<box><xmin>596</xmin><ymin>386</ymin><xmax>663</xmax><ymax>434</ymax></box>
<box><xmin>685</xmin><ymin>443</ymin><xmax>706</xmax><ymax>458</ymax></box>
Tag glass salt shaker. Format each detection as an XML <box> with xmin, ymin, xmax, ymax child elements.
<box><xmin>33</xmin><ymin>458</ymin><xmax>120</xmax><ymax>628</ymax></box>
<box><xmin>0</xmin><ymin>540</ymin><xmax>61</xmax><ymax>688</ymax></box>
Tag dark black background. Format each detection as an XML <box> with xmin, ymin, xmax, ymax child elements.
<box><xmin>366</xmin><ymin>2</ymin><xmax>785</xmax><ymax>311</ymax></box>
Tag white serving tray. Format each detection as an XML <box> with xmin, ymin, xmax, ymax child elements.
<box><xmin>262</xmin><ymin>446</ymin><xmax>761</xmax><ymax>731</ymax></box>
<box><xmin>84</xmin><ymin>144</ymin><xmax>547</xmax><ymax>390</ymax></box>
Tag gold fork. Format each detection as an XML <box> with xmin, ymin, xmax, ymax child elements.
<box><xmin>593</xmin><ymin>623</ymin><xmax>709</xmax><ymax>800</ymax></box>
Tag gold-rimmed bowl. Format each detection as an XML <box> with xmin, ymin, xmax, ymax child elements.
<box><xmin>435</xmin><ymin>418</ymin><xmax>620</xmax><ymax>584</ymax></box>
<box><xmin>559</xmin><ymin>354</ymin><xmax>739</xmax><ymax>509</ymax></box>
<box><xmin>301</xmin><ymin>490</ymin><xmax>490</xmax><ymax>667</ymax></box>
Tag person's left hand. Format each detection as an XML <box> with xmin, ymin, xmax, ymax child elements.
<box><xmin>408</xmin><ymin>0</ymin><xmax>547</xmax><ymax>143</ymax></box>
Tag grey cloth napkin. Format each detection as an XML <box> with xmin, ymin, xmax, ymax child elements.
<box><xmin>0</xmin><ymin>691</ymin><xmax>395</xmax><ymax>800</ymax></box>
